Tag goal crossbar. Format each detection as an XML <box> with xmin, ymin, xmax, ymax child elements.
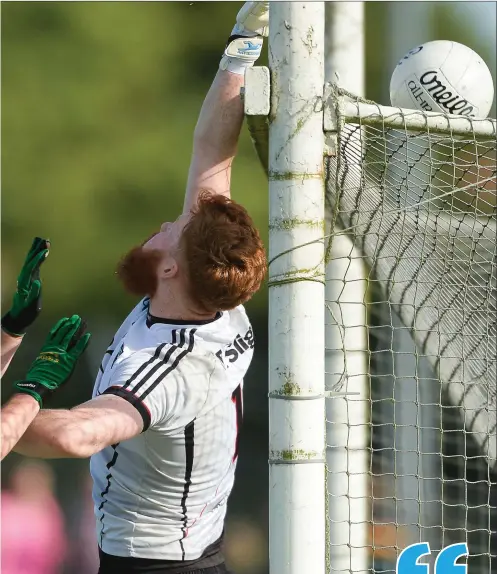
<box><xmin>324</xmin><ymin>89</ymin><xmax>497</xmax><ymax>138</ymax></box>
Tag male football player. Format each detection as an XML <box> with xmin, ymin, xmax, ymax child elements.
<box><xmin>14</xmin><ymin>3</ymin><xmax>269</xmax><ymax>573</ymax></box>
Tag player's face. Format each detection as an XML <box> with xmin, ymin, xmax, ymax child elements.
<box><xmin>143</xmin><ymin>213</ymin><xmax>190</xmax><ymax>255</ymax></box>
<box><xmin>117</xmin><ymin>213</ymin><xmax>191</xmax><ymax>298</ymax></box>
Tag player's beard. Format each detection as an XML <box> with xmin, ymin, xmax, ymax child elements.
<box><xmin>116</xmin><ymin>245</ymin><xmax>163</xmax><ymax>298</ymax></box>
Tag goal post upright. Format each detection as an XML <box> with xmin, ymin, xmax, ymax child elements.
<box><xmin>267</xmin><ymin>3</ymin><xmax>326</xmax><ymax>574</ymax></box>
<box><xmin>324</xmin><ymin>3</ymin><xmax>369</xmax><ymax>572</ymax></box>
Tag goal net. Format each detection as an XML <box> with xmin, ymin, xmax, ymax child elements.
<box><xmin>247</xmin><ymin>86</ymin><xmax>496</xmax><ymax>572</ymax></box>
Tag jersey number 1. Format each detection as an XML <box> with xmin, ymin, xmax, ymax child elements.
<box><xmin>231</xmin><ymin>384</ymin><xmax>243</xmax><ymax>462</ymax></box>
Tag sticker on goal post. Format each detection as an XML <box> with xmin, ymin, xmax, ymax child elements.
<box><xmin>396</xmin><ymin>542</ymin><xmax>468</xmax><ymax>574</ymax></box>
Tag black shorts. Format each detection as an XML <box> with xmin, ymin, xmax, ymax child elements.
<box><xmin>98</xmin><ymin>558</ymin><xmax>232</xmax><ymax>574</ymax></box>
<box><xmin>98</xmin><ymin>535</ymin><xmax>232</xmax><ymax>574</ymax></box>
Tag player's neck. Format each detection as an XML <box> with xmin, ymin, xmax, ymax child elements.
<box><xmin>149</xmin><ymin>287</ymin><xmax>216</xmax><ymax>323</ymax></box>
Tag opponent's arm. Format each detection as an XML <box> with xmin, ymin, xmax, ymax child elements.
<box><xmin>183</xmin><ymin>2</ymin><xmax>269</xmax><ymax>213</ymax></box>
<box><xmin>1</xmin><ymin>332</ymin><xmax>23</xmax><ymax>377</ymax></box>
<box><xmin>1</xmin><ymin>315</ymin><xmax>91</xmax><ymax>460</ymax></box>
<box><xmin>1</xmin><ymin>237</ymin><xmax>50</xmax><ymax>376</ymax></box>
<box><xmin>1</xmin><ymin>394</ymin><xmax>40</xmax><ymax>460</ymax></box>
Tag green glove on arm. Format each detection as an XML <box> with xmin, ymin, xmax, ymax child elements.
<box><xmin>2</xmin><ymin>237</ymin><xmax>50</xmax><ymax>337</ymax></box>
<box><xmin>14</xmin><ymin>315</ymin><xmax>91</xmax><ymax>408</ymax></box>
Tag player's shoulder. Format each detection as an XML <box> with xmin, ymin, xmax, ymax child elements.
<box><xmin>102</xmin><ymin>339</ymin><xmax>215</xmax><ymax>411</ymax></box>
<box><xmin>121</xmin><ymin>330</ymin><xmax>217</xmax><ymax>374</ymax></box>
<box><xmin>227</xmin><ymin>303</ymin><xmax>250</xmax><ymax>322</ymax></box>
<box><xmin>198</xmin><ymin>304</ymin><xmax>252</xmax><ymax>336</ymax></box>
<box><xmin>220</xmin><ymin>304</ymin><xmax>254</xmax><ymax>347</ymax></box>
<box><xmin>229</xmin><ymin>304</ymin><xmax>252</xmax><ymax>332</ymax></box>
<box><xmin>132</xmin><ymin>297</ymin><xmax>151</xmax><ymax>318</ymax></box>
<box><xmin>117</xmin><ymin>297</ymin><xmax>150</xmax><ymax>330</ymax></box>
<box><xmin>120</xmin><ymin>305</ymin><xmax>253</xmax><ymax>375</ymax></box>
<box><xmin>121</xmin><ymin>297</ymin><xmax>150</xmax><ymax>319</ymax></box>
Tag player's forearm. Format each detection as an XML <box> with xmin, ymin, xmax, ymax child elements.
<box><xmin>1</xmin><ymin>394</ymin><xmax>39</xmax><ymax>460</ymax></box>
<box><xmin>14</xmin><ymin>406</ymin><xmax>106</xmax><ymax>459</ymax></box>
<box><xmin>193</xmin><ymin>70</ymin><xmax>245</xmax><ymax>151</ymax></box>
<box><xmin>1</xmin><ymin>330</ymin><xmax>23</xmax><ymax>377</ymax></box>
<box><xmin>14</xmin><ymin>395</ymin><xmax>143</xmax><ymax>459</ymax></box>
<box><xmin>12</xmin><ymin>408</ymin><xmax>84</xmax><ymax>458</ymax></box>
<box><xmin>184</xmin><ymin>70</ymin><xmax>245</xmax><ymax>213</ymax></box>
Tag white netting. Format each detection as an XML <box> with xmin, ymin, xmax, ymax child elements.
<box><xmin>324</xmin><ymin>89</ymin><xmax>496</xmax><ymax>573</ymax></box>
<box><xmin>326</xmin><ymin>94</ymin><xmax>496</xmax><ymax>461</ymax></box>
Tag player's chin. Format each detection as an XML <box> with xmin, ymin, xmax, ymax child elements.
<box><xmin>116</xmin><ymin>245</ymin><xmax>162</xmax><ymax>298</ymax></box>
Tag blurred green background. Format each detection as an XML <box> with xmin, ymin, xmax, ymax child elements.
<box><xmin>1</xmin><ymin>3</ymin><xmax>495</xmax><ymax>574</ymax></box>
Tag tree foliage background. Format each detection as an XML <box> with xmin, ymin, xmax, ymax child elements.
<box><xmin>1</xmin><ymin>2</ymin><xmax>269</xmax><ymax>317</ymax></box>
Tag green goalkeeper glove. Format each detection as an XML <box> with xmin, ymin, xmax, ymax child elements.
<box><xmin>14</xmin><ymin>315</ymin><xmax>91</xmax><ymax>407</ymax></box>
<box><xmin>2</xmin><ymin>237</ymin><xmax>50</xmax><ymax>337</ymax></box>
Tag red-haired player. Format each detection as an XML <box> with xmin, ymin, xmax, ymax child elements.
<box><xmin>14</xmin><ymin>3</ymin><xmax>269</xmax><ymax>573</ymax></box>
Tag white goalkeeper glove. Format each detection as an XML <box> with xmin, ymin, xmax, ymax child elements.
<box><xmin>233</xmin><ymin>1</ymin><xmax>269</xmax><ymax>37</ymax></box>
<box><xmin>220</xmin><ymin>1</ymin><xmax>269</xmax><ymax>75</ymax></box>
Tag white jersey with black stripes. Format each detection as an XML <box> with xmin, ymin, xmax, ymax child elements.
<box><xmin>90</xmin><ymin>297</ymin><xmax>253</xmax><ymax>561</ymax></box>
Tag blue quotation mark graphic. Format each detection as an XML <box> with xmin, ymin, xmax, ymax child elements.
<box><xmin>396</xmin><ymin>542</ymin><xmax>468</xmax><ymax>574</ymax></box>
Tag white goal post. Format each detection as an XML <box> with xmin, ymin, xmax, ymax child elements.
<box><xmin>244</xmin><ymin>3</ymin><xmax>496</xmax><ymax>573</ymax></box>
<box><xmin>266</xmin><ymin>3</ymin><xmax>327</xmax><ymax>574</ymax></box>
<box><xmin>324</xmin><ymin>4</ymin><xmax>369</xmax><ymax>574</ymax></box>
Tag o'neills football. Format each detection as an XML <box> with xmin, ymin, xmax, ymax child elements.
<box><xmin>390</xmin><ymin>40</ymin><xmax>494</xmax><ymax>118</ymax></box>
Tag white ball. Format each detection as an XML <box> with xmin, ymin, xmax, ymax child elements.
<box><xmin>390</xmin><ymin>40</ymin><xmax>494</xmax><ymax>118</ymax></box>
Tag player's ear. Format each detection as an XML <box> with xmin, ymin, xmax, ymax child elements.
<box><xmin>160</xmin><ymin>254</ymin><xmax>178</xmax><ymax>279</ymax></box>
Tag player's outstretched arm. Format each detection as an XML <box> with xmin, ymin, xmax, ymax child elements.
<box><xmin>1</xmin><ymin>237</ymin><xmax>49</xmax><ymax>376</ymax></box>
<box><xmin>13</xmin><ymin>353</ymin><xmax>154</xmax><ymax>459</ymax></box>
<box><xmin>14</xmin><ymin>349</ymin><xmax>200</xmax><ymax>459</ymax></box>
<box><xmin>183</xmin><ymin>2</ymin><xmax>269</xmax><ymax>213</ymax></box>
<box><xmin>0</xmin><ymin>394</ymin><xmax>40</xmax><ymax>460</ymax></box>
<box><xmin>1</xmin><ymin>315</ymin><xmax>91</xmax><ymax>460</ymax></box>
<box><xmin>13</xmin><ymin>393</ymin><xmax>145</xmax><ymax>459</ymax></box>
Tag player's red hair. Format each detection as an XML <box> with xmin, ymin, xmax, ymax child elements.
<box><xmin>181</xmin><ymin>191</ymin><xmax>266</xmax><ymax>313</ymax></box>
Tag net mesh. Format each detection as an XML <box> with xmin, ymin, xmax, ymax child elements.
<box><xmin>247</xmin><ymin>87</ymin><xmax>496</xmax><ymax>572</ymax></box>
<box><xmin>326</xmin><ymin>99</ymin><xmax>496</xmax><ymax>463</ymax></box>
<box><xmin>324</xmin><ymin>97</ymin><xmax>496</xmax><ymax>571</ymax></box>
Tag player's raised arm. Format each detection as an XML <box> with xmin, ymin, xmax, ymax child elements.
<box><xmin>1</xmin><ymin>237</ymin><xmax>49</xmax><ymax>376</ymax></box>
<box><xmin>1</xmin><ymin>315</ymin><xmax>91</xmax><ymax>459</ymax></box>
<box><xmin>183</xmin><ymin>2</ymin><xmax>269</xmax><ymax>214</ymax></box>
